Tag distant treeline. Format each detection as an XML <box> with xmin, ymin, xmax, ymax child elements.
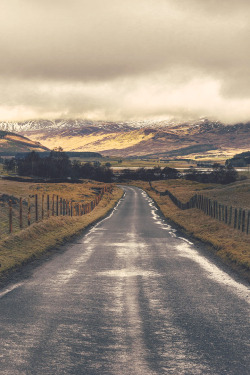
<box><xmin>4</xmin><ymin>150</ymin><xmax>112</xmax><ymax>182</ymax></box>
<box><xmin>118</xmin><ymin>164</ymin><xmax>238</xmax><ymax>184</ymax></box>
<box><xmin>118</xmin><ymin>167</ymin><xmax>180</xmax><ymax>181</ymax></box>
<box><xmin>14</xmin><ymin>151</ymin><xmax>103</xmax><ymax>159</ymax></box>
<box><xmin>226</xmin><ymin>151</ymin><xmax>250</xmax><ymax>167</ymax></box>
<box><xmin>185</xmin><ymin>164</ymin><xmax>238</xmax><ymax>184</ymax></box>
<box><xmin>3</xmin><ymin>151</ymin><xmax>239</xmax><ymax>184</ymax></box>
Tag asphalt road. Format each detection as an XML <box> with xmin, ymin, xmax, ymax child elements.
<box><xmin>0</xmin><ymin>186</ymin><xmax>249</xmax><ymax>375</ymax></box>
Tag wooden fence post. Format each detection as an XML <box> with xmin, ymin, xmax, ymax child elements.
<box><xmin>42</xmin><ymin>195</ymin><xmax>44</xmax><ymax>220</ymax></box>
<box><xmin>238</xmin><ymin>208</ymin><xmax>242</xmax><ymax>231</ymax></box>
<box><xmin>225</xmin><ymin>206</ymin><xmax>228</xmax><ymax>224</ymax></box>
<box><xmin>242</xmin><ymin>210</ymin><xmax>246</xmax><ymax>232</ymax></box>
<box><xmin>63</xmin><ymin>199</ymin><xmax>65</xmax><ymax>216</ymax></box>
<box><xmin>19</xmin><ymin>197</ymin><xmax>23</xmax><ymax>229</ymax></box>
<box><xmin>9</xmin><ymin>200</ymin><xmax>12</xmax><ymax>233</ymax></box>
<box><xmin>56</xmin><ymin>195</ymin><xmax>59</xmax><ymax>216</ymax></box>
<box><xmin>234</xmin><ymin>208</ymin><xmax>237</xmax><ymax>229</ymax></box>
<box><xmin>215</xmin><ymin>201</ymin><xmax>218</xmax><ymax>219</ymax></box>
<box><xmin>60</xmin><ymin>198</ymin><xmax>62</xmax><ymax>216</ymax></box>
<box><xmin>28</xmin><ymin>197</ymin><xmax>31</xmax><ymax>226</ymax></box>
<box><xmin>247</xmin><ymin>211</ymin><xmax>250</xmax><ymax>234</ymax></box>
<box><xmin>228</xmin><ymin>206</ymin><xmax>232</xmax><ymax>226</ymax></box>
<box><xmin>52</xmin><ymin>195</ymin><xmax>55</xmax><ymax>216</ymax></box>
<box><xmin>47</xmin><ymin>195</ymin><xmax>50</xmax><ymax>218</ymax></box>
<box><xmin>35</xmin><ymin>194</ymin><xmax>38</xmax><ymax>222</ymax></box>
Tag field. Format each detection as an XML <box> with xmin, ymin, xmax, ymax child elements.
<box><xmin>142</xmin><ymin>179</ymin><xmax>250</xmax><ymax>208</ymax></box>
<box><xmin>67</xmin><ymin>156</ymin><xmax>196</xmax><ymax>169</ymax></box>
<box><xmin>0</xmin><ymin>179</ymin><xmax>110</xmax><ymax>238</ymax></box>
<box><xmin>2</xmin><ymin>152</ymin><xmax>250</xmax><ymax>174</ymax></box>
<box><xmin>0</xmin><ymin>180</ymin><xmax>123</xmax><ymax>280</ymax></box>
<box><xmin>131</xmin><ymin>179</ymin><xmax>250</xmax><ymax>279</ymax></box>
<box><xmin>69</xmin><ymin>156</ymin><xmax>250</xmax><ymax>174</ymax></box>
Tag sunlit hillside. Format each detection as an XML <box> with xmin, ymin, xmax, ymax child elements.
<box><xmin>23</xmin><ymin>129</ymin><xmax>155</xmax><ymax>153</ymax></box>
<box><xmin>1</xmin><ymin>119</ymin><xmax>249</xmax><ymax>159</ymax></box>
<box><xmin>0</xmin><ymin>131</ymin><xmax>49</xmax><ymax>153</ymax></box>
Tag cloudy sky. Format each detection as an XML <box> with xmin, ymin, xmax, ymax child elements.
<box><xmin>0</xmin><ymin>0</ymin><xmax>250</xmax><ymax>123</ymax></box>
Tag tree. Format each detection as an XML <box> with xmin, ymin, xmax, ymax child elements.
<box><xmin>3</xmin><ymin>158</ymin><xmax>16</xmax><ymax>172</ymax></box>
<box><xmin>160</xmin><ymin>166</ymin><xmax>180</xmax><ymax>179</ymax></box>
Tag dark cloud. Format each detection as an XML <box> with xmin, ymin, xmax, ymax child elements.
<box><xmin>0</xmin><ymin>0</ymin><xmax>249</xmax><ymax>121</ymax></box>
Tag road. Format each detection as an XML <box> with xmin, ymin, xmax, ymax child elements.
<box><xmin>0</xmin><ymin>186</ymin><xmax>249</xmax><ymax>375</ymax></box>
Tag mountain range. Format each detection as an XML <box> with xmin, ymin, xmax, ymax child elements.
<box><xmin>0</xmin><ymin>118</ymin><xmax>249</xmax><ymax>159</ymax></box>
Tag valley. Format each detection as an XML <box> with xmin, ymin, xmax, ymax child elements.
<box><xmin>0</xmin><ymin>118</ymin><xmax>249</xmax><ymax>161</ymax></box>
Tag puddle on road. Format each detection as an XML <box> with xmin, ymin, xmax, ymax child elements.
<box><xmin>141</xmin><ymin>190</ymin><xmax>178</xmax><ymax>238</ymax></box>
<box><xmin>0</xmin><ymin>282</ymin><xmax>24</xmax><ymax>299</ymax></box>
<box><xmin>176</xmin><ymin>242</ymin><xmax>250</xmax><ymax>303</ymax></box>
<box><xmin>97</xmin><ymin>268</ymin><xmax>159</xmax><ymax>278</ymax></box>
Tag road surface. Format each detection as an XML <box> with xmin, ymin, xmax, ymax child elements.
<box><xmin>0</xmin><ymin>186</ymin><xmax>249</xmax><ymax>374</ymax></box>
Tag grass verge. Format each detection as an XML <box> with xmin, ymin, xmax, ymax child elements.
<box><xmin>0</xmin><ymin>186</ymin><xmax>123</xmax><ymax>281</ymax></box>
<box><xmin>0</xmin><ymin>179</ymin><xmax>113</xmax><ymax>238</ymax></box>
<box><xmin>130</xmin><ymin>180</ymin><xmax>250</xmax><ymax>281</ymax></box>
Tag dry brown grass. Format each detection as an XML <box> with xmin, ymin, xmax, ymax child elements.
<box><xmin>0</xmin><ymin>180</ymin><xmax>110</xmax><ymax>238</ymax></box>
<box><xmin>28</xmin><ymin>130</ymin><xmax>154</xmax><ymax>152</ymax></box>
<box><xmin>131</xmin><ymin>180</ymin><xmax>250</xmax><ymax>278</ymax></box>
<box><xmin>0</xmin><ymin>185</ymin><xmax>123</xmax><ymax>280</ymax></box>
<box><xmin>0</xmin><ymin>179</ymin><xmax>105</xmax><ymax>201</ymax></box>
<box><xmin>140</xmin><ymin>178</ymin><xmax>250</xmax><ymax>209</ymax></box>
<box><xmin>205</xmin><ymin>180</ymin><xmax>250</xmax><ymax>210</ymax></box>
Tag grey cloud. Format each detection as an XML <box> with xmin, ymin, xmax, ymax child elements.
<box><xmin>0</xmin><ymin>0</ymin><xmax>250</xmax><ymax>121</ymax></box>
<box><xmin>175</xmin><ymin>0</ymin><xmax>250</xmax><ymax>15</ymax></box>
<box><xmin>0</xmin><ymin>0</ymin><xmax>248</xmax><ymax>83</ymax></box>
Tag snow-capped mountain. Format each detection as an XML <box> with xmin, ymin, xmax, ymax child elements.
<box><xmin>0</xmin><ymin>118</ymin><xmax>249</xmax><ymax>158</ymax></box>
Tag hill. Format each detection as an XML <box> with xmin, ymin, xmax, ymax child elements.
<box><xmin>0</xmin><ymin>119</ymin><xmax>249</xmax><ymax>159</ymax></box>
<box><xmin>0</xmin><ymin>130</ymin><xmax>49</xmax><ymax>154</ymax></box>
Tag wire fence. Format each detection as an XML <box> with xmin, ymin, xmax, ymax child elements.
<box><xmin>0</xmin><ymin>185</ymin><xmax>113</xmax><ymax>238</ymax></box>
<box><xmin>149</xmin><ymin>183</ymin><xmax>250</xmax><ymax>234</ymax></box>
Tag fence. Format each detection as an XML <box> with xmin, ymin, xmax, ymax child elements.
<box><xmin>149</xmin><ymin>182</ymin><xmax>250</xmax><ymax>234</ymax></box>
<box><xmin>195</xmin><ymin>194</ymin><xmax>250</xmax><ymax>234</ymax></box>
<box><xmin>1</xmin><ymin>185</ymin><xmax>112</xmax><ymax>237</ymax></box>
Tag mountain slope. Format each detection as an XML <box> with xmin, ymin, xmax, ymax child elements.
<box><xmin>0</xmin><ymin>130</ymin><xmax>49</xmax><ymax>154</ymax></box>
<box><xmin>0</xmin><ymin>119</ymin><xmax>249</xmax><ymax>158</ymax></box>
